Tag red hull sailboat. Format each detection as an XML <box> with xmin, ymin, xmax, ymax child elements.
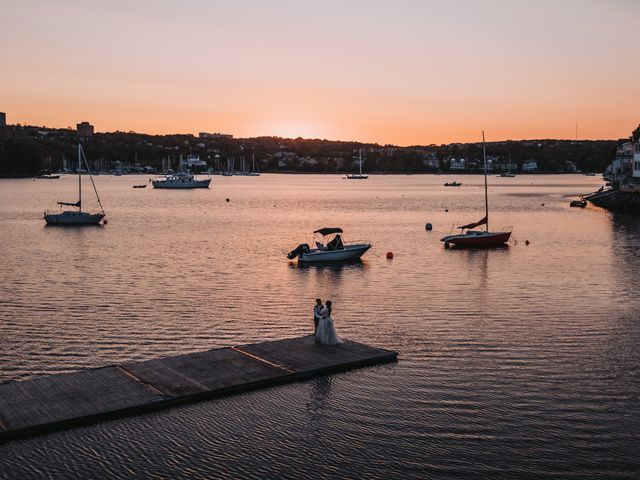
<box><xmin>441</xmin><ymin>132</ymin><xmax>512</xmax><ymax>248</ymax></box>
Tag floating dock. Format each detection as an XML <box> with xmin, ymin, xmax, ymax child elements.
<box><xmin>0</xmin><ymin>336</ymin><xmax>397</xmax><ymax>442</ymax></box>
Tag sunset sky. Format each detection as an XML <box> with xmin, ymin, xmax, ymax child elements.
<box><xmin>1</xmin><ymin>0</ymin><xmax>639</xmax><ymax>145</ymax></box>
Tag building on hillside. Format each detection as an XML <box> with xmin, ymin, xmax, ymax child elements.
<box><xmin>449</xmin><ymin>158</ymin><xmax>466</xmax><ymax>170</ymax></box>
<box><xmin>181</xmin><ymin>154</ymin><xmax>208</xmax><ymax>171</ymax></box>
<box><xmin>633</xmin><ymin>142</ymin><xmax>640</xmax><ymax>178</ymax></box>
<box><xmin>422</xmin><ymin>155</ymin><xmax>440</xmax><ymax>169</ymax></box>
<box><xmin>603</xmin><ymin>129</ymin><xmax>639</xmax><ymax>190</ymax></box>
<box><xmin>77</xmin><ymin>122</ymin><xmax>94</xmax><ymax>140</ymax></box>
<box><xmin>522</xmin><ymin>160</ymin><xmax>538</xmax><ymax>172</ymax></box>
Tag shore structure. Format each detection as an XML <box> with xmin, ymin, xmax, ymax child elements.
<box><xmin>588</xmin><ymin>124</ymin><xmax>640</xmax><ymax>213</ymax></box>
<box><xmin>0</xmin><ymin>336</ymin><xmax>397</xmax><ymax>443</ymax></box>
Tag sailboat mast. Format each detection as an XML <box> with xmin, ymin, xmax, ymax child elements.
<box><xmin>482</xmin><ymin>131</ymin><xmax>488</xmax><ymax>232</ymax></box>
<box><xmin>78</xmin><ymin>144</ymin><xmax>82</xmax><ymax>212</ymax></box>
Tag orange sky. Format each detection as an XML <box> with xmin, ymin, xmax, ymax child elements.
<box><xmin>1</xmin><ymin>0</ymin><xmax>639</xmax><ymax>145</ymax></box>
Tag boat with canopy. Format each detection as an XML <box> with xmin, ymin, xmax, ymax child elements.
<box><xmin>287</xmin><ymin>228</ymin><xmax>371</xmax><ymax>262</ymax></box>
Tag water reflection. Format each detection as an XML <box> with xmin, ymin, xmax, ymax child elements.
<box><xmin>308</xmin><ymin>376</ymin><xmax>334</xmax><ymax>414</ymax></box>
<box><xmin>288</xmin><ymin>259</ymin><xmax>367</xmax><ymax>271</ymax></box>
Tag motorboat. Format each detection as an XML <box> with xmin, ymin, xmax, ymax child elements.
<box><xmin>570</xmin><ymin>199</ymin><xmax>587</xmax><ymax>208</ymax></box>
<box><xmin>37</xmin><ymin>173</ymin><xmax>60</xmax><ymax>179</ymax></box>
<box><xmin>287</xmin><ymin>227</ymin><xmax>371</xmax><ymax>262</ymax></box>
<box><xmin>44</xmin><ymin>144</ymin><xmax>106</xmax><ymax>226</ymax></box>
<box><xmin>499</xmin><ymin>172</ymin><xmax>516</xmax><ymax>178</ymax></box>
<box><xmin>152</xmin><ymin>171</ymin><xmax>211</xmax><ymax>188</ymax></box>
<box><xmin>444</xmin><ymin>181</ymin><xmax>462</xmax><ymax>187</ymax></box>
<box><xmin>441</xmin><ymin>132</ymin><xmax>512</xmax><ymax>248</ymax></box>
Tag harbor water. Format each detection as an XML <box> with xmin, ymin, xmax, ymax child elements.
<box><xmin>0</xmin><ymin>174</ymin><xmax>638</xmax><ymax>479</ymax></box>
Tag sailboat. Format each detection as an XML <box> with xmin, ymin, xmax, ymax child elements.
<box><xmin>44</xmin><ymin>145</ymin><xmax>106</xmax><ymax>225</ymax></box>
<box><xmin>346</xmin><ymin>149</ymin><xmax>368</xmax><ymax>179</ymax></box>
<box><xmin>441</xmin><ymin>132</ymin><xmax>512</xmax><ymax>248</ymax></box>
<box><xmin>37</xmin><ymin>156</ymin><xmax>60</xmax><ymax>179</ymax></box>
<box><xmin>499</xmin><ymin>152</ymin><xmax>516</xmax><ymax>177</ymax></box>
<box><xmin>246</xmin><ymin>153</ymin><xmax>261</xmax><ymax>176</ymax></box>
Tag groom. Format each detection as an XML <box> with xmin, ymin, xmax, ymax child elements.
<box><xmin>313</xmin><ymin>298</ymin><xmax>323</xmax><ymax>335</ymax></box>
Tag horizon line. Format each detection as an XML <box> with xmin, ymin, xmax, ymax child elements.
<box><xmin>5</xmin><ymin>122</ymin><xmax>630</xmax><ymax>147</ymax></box>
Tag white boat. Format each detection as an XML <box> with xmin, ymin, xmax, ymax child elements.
<box><xmin>287</xmin><ymin>228</ymin><xmax>371</xmax><ymax>262</ymax></box>
<box><xmin>44</xmin><ymin>145</ymin><xmax>105</xmax><ymax>226</ymax></box>
<box><xmin>441</xmin><ymin>132</ymin><xmax>512</xmax><ymax>248</ymax></box>
<box><xmin>246</xmin><ymin>154</ymin><xmax>261</xmax><ymax>176</ymax></box>
<box><xmin>346</xmin><ymin>149</ymin><xmax>368</xmax><ymax>179</ymax></box>
<box><xmin>152</xmin><ymin>171</ymin><xmax>211</xmax><ymax>188</ymax></box>
<box><xmin>499</xmin><ymin>153</ymin><xmax>516</xmax><ymax>177</ymax></box>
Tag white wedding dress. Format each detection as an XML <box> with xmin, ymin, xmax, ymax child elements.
<box><xmin>315</xmin><ymin>307</ymin><xmax>343</xmax><ymax>345</ymax></box>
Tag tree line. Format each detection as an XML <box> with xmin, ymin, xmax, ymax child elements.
<box><xmin>0</xmin><ymin>124</ymin><xmax>619</xmax><ymax>177</ymax></box>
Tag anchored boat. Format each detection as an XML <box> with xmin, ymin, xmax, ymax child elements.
<box><xmin>287</xmin><ymin>228</ymin><xmax>371</xmax><ymax>262</ymax></box>
<box><xmin>44</xmin><ymin>145</ymin><xmax>105</xmax><ymax>226</ymax></box>
<box><xmin>441</xmin><ymin>132</ymin><xmax>512</xmax><ymax>248</ymax></box>
<box><xmin>152</xmin><ymin>171</ymin><xmax>211</xmax><ymax>189</ymax></box>
<box><xmin>346</xmin><ymin>149</ymin><xmax>368</xmax><ymax>179</ymax></box>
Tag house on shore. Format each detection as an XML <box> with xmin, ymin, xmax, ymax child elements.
<box><xmin>604</xmin><ymin>125</ymin><xmax>640</xmax><ymax>192</ymax></box>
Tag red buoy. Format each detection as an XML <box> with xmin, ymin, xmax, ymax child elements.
<box><xmin>386</xmin><ymin>252</ymin><xmax>394</xmax><ymax>259</ymax></box>
<box><xmin>103</xmin><ymin>219</ymin><xmax>108</xmax><ymax>225</ymax></box>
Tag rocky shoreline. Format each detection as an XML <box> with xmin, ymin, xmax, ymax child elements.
<box><xmin>587</xmin><ymin>190</ymin><xmax>640</xmax><ymax>214</ymax></box>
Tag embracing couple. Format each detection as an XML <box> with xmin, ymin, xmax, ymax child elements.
<box><xmin>313</xmin><ymin>299</ymin><xmax>343</xmax><ymax>345</ymax></box>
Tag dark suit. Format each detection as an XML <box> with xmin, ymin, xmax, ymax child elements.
<box><xmin>313</xmin><ymin>305</ymin><xmax>322</xmax><ymax>334</ymax></box>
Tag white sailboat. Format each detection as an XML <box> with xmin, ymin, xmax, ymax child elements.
<box><xmin>44</xmin><ymin>145</ymin><xmax>106</xmax><ymax>225</ymax></box>
<box><xmin>499</xmin><ymin>152</ymin><xmax>516</xmax><ymax>177</ymax></box>
<box><xmin>246</xmin><ymin>153</ymin><xmax>261</xmax><ymax>176</ymax></box>
<box><xmin>346</xmin><ymin>149</ymin><xmax>368</xmax><ymax>179</ymax></box>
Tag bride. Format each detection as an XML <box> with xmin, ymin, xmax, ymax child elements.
<box><xmin>315</xmin><ymin>300</ymin><xmax>343</xmax><ymax>345</ymax></box>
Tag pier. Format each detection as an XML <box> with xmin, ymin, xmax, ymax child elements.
<box><xmin>0</xmin><ymin>336</ymin><xmax>397</xmax><ymax>443</ymax></box>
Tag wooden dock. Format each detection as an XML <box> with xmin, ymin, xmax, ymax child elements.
<box><xmin>0</xmin><ymin>336</ymin><xmax>397</xmax><ymax>442</ymax></box>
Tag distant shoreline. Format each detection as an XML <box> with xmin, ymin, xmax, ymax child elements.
<box><xmin>1</xmin><ymin>171</ymin><xmax>603</xmax><ymax>179</ymax></box>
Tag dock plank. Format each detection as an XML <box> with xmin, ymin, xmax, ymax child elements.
<box><xmin>123</xmin><ymin>347</ymin><xmax>290</xmax><ymax>397</ymax></box>
<box><xmin>0</xmin><ymin>366</ymin><xmax>165</xmax><ymax>433</ymax></box>
<box><xmin>0</xmin><ymin>336</ymin><xmax>397</xmax><ymax>442</ymax></box>
<box><xmin>238</xmin><ymin>336</ymin><xmax>396</xmax><ymax>377</ymax></box>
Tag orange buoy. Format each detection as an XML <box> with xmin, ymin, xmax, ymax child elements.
<box><xmin>386</xmin><ymin>252</ymin><xmax>394</xmax><ymax>259</ymax></box>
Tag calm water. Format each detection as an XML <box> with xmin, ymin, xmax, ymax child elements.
<box><xmin>1</xmin><ymin>174</ymin><xmax>639</xmax><ymax>479</ymax></box>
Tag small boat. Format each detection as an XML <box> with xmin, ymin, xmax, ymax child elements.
<box><xmin>570</xmin><ymin>199</ymin><xmax>587</xmax><ymax>208</ymax></box>
<box><xmin>499</xmin><ymin>172</ymin><xmax>516</xmax><ymax>178</ymax></box>
<box><xmin>346</xmin><ymin>149</ymin><xmax>368</xmax><ymax>179</ymax></box>
<box><xmin>37</xmin><ymin>157</ymin><xmax>60</xmax><ymax>179</ymax></box>
<box><xmin>287</xmin><ymin>228</ymin><xmax>371</xmax><ymax>262</ymax></box>
<box><xmin>133</xmin><ymin>184</ymin><xmax>147</xmax><ymax>188</ymax></box>
<box><xmin>583</xmin><ymin>172</ymin><xmax>596</xmax><ymax>176</ymax></box>
<box><xmin>152</xmin><ymin>171</ymin><xmax>211</xmax><ymax>189</ymax></box>
<box><xmin>444</xmin><ymin>181</ymin><xmax>462</xmax><ymax>187</ymax></box>
<box><xmin>44</xmin><ymin>145</ymin><xmax>106</xmax><ymax>226</ymax></box>
<box><xmin>441</xmin><ymin>132</ymin><xmax>512</xmax><ymax>248</ymax></box>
